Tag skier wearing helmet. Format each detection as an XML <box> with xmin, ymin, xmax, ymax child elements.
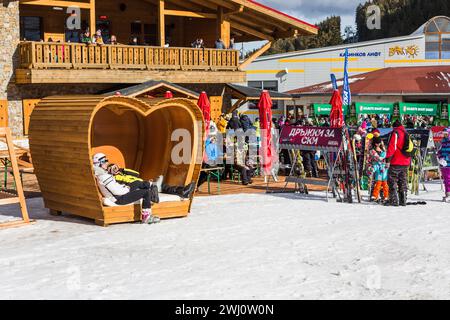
<box><xmin>92</xmin><ymin>153</ymin><xmax>160</xmax><ymax>224</ymax></box>
<box><xmin>438</xmin><ymin>128</ymin><xmax>450</xmax><ymax>202</ymax></box>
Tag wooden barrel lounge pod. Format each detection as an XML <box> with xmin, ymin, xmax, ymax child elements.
<box><xmin>29</xmin><ymin>96</ymin><xmax>204</xmax><ymax>226</ymax></box>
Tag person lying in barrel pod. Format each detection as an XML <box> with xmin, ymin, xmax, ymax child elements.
<box><xmin>105</xmin><ymin>161</ymin><xmax>197</xmax><ymax>200</ymax></box>
<box><xmin>93</xmin><ymin>153</ymin><xmax>160</xmax><ymax>225</ymax></box>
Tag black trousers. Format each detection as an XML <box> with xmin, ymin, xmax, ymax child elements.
<box><xmin>235</xmin><ymin>165</ymin><xmax>253</xmax><ymax>184</ymax></box>
<box><xmin>115</xmin><ymin>189</ymin><xmax>151</xmax><ymax>209</ymax></box>
<box><xmin>388</xmin><ymin>165</ymin><xmax>408</xmax><ymax>203</ymax></box>
<box><xmin>303</xmin><ymin>151</ymin><xmax>319</xmax><ymax>177</ymax></box>
<box><xmin>115</xmin><ymin>180</ymin><xmax>155</xmax><ymax>209</ymax></box>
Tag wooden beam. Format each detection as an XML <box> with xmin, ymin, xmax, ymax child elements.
<box><xmin>158</xmin><ymin>0</ymin><xmax>165</xmax><ymax>47</ymax></box>
<box><xmin>19</xmin><ymin>0</ymin><xmax>91</xmax><ymax>9</ymax></box>
<box><xmin>218</xmin><ymin>7</ymin><xmax>230</xmax><ymax>48</ymax></box>
<box><xmin>239</xmin><ymin>41</ymin><xmax>272</xmax><ymax>70</ymax></box>
<box><xmin>233</xmin><ymin>0</ymin><xmax>318</xmax><ymax>35</ymax></box>
<box><xmin>90</xmin><ymin>0</ymin><xmax>96</xmax><ymax>34</ymax></box>
<box><xmin>229</xmin><ymin>97</ymin><xmax>246</xmax><ymax>114</ymax></box>
<box><xmin>186</xmin><ymin>0</ymin><xmax>217</xmax><ymax>10</ymax></box>
<box><xmin>231</xmin><ymin>21</ymin><xmax>274</xmax><ymax>41</ymax></box>
<box><xmin>15</xmin><ymin>69</ymin><xmax>247</xmax><ymax>84</ymax></box>
<box><xmin>274</xmin><ymin>29</ymin><xmax>298</xmax><ymax>39</ymax></box>
<box><xmin>233</xmin><ymin>11</ymin><xmax>288</xmax><ymax>31</ymax></box>
<box><xmin>224</xmin><ymin>5</ymin><xmax>244</xmax><ymax>18</ymax></box>
<box><xmin>165</xmin><ymin>0</ymin><xmax>205</xmax><ymax>12</ymax></box>
<box><xmin>164</xmin><ymin>9</ymin><xmax>217</xmax><ymax>19</ymax></box>
<box><xmin>207</xmin><ymin>0</ymin><xmax>236</xmax><ymax>10</ymax></box>
<box><xmin>231</xmin><ymin>15</ymin><xmax>278</xmax><ymax>34</ymax></box>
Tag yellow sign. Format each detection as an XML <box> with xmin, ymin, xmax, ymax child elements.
<box><xmin>389</xmin><ymin>45</ymin><xmax>419</xmax><ymax>59</ymax></box>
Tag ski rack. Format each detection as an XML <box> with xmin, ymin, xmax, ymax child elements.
<box><xmin>278</xmin><ymin>126</ymin><xmax>358</xmax><ymax>202</ymax></box>
<box><xmin>407</xmin><ymin>129</ymin><xmax>443</xmax><ymax>195</ymax></box>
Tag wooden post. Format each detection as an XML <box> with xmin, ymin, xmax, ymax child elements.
<box><xmin>218</xmin><ymin>7</ymin><xmax>230</xmax><ymax>48</ymax></box>
<box><xmin>158</xmin><ymin>0</ymin><xmax>165</xmax><ymax>47</ymax></box>
<box><xmin>0</xmin><ymin>127</ymin><xmax>33</xmax><ymax>229</ymax></box>
<box><xmin>90</xmin><ymin>0</ymin><xmax>96</xmax><ymax>34</ymax></box>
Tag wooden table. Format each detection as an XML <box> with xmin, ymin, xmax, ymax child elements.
<box><xmin>200</xmin><ymin>166</ymin><xmax>224</xmax><ymax>194</ymax></box>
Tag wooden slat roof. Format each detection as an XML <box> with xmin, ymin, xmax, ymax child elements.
<box><xmin>227</xmin><ymin>83</ymin><xmax>293</xmax><ymax>100</ymax></box>
<box><xmin>102</xmin><ymin>80</ymin><xmax>200</xmax><ymax>99</ymax></box>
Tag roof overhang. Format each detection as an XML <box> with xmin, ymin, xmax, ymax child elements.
<box><xmin>226</xmin><ymin>83</ymin><xmax>293</xmax><ymax>113</ymax></box>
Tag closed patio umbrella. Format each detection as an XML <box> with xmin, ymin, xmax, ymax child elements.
<box><xmin>197</xmin><ymin>91</ymin><xmax>211</xmax><ymax>137</ymax></box>
<box><xmin>329</xmin><ymin>89</ymin><xmax>344</xmax><ymax>128</ymax></box>
<box><xmin>258</xmin><ymin>90</ymin><xmax>273</xmax><ymax>176</ymax></box>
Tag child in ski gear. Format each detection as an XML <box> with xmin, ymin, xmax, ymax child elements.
<box><xmin>386</xmin><ymin>120</ymin><xmax>412</xmax><ymax>206</ymax></box>
<box><xmin>367</xmin><ymin>136</ymin><xmax>389</xmax><ymax>202</ymax></box>
<box><xmin>92</xmin><ymin>153</ymin><xmax>160</xmax><ymax>224</ymax></box>
<box><xmin>438</xmin><ymin>128</ymin><xmax>450</xmax><ymax>198</ymax></box>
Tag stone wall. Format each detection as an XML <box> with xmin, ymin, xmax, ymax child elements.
<box><xmin>0</xmin><ymin>0</ymin><xmax>20</xmax><ymax>135</ymax></box>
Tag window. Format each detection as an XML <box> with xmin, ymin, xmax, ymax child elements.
<box><xmin>143</xmin><ymin>24</ymin><xmax>157</xmax><ymax>46</ymax></box>
<box><xmin>131</xmin><ymin>22</ymin><xmax>142</xmax><ymax>43</ymax></box>
<box><xmin>424</xmin><ymin>17</ymin><xmax>450</xmax><ymax>60</ymax></box>
<box><xmin>247</xmin><ymin>80</ymin><xmax>279</xmax><ymax>109</ymax></box>
<box><xmin>20</xmin><ymin>16</ymin><xmax>42</xmax><ymax>41</ymax></box>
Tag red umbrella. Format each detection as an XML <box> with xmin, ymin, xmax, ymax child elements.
<box><xmin>258</xmin><ymin>90</ymin><xmax>273</xmax><ymax>176</ymax></box>
<box><xmin>197</xmin><ymin>91</ymin><xmax>211</xmax><ymax>137</ymax></box>
<box><xmin>329</xmin><ymin>89</ymin><xmax>344</xmax><ymax>128</ymax></box>
<box><xmin>164</xmin><ymin>91</ymin><xmax>173</xmax><ymax>99</ymax></box>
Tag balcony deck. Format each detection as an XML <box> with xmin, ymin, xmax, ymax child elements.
<box><xmin>16</xmin><ymin>42</ymin><xmax>246</xmax><ymax>84</ymax></box>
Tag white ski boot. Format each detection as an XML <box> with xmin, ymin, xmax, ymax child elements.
<box><xmin>142</xmin><ymin>209</ymin><xmax>161</xmax><ymax>224</ymax></box>
<box><xmin>444</xmin><ymin>193</ymin><xmax>450</xmax><ymax>203</ymax></box>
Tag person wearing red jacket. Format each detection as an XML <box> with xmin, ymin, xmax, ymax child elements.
<box><xmin>385</xmin><ymin>120</ymin><xmax>412</xmax><ymax>206</ymax></box>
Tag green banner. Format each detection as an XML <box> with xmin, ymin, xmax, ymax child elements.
<box><xmin>313</xmin><ymin>104</ymin><xmax>349</xmax><ymax>116</ymax></box>
<box><xmin>355</xmin><ymin>103</ymin><xmax>394</xmax><ymax>115</ymax></box>
<box><xmin>399</xmin><ymin>102</ymin><xmax>438</xmax><ymax>116</ymax></box>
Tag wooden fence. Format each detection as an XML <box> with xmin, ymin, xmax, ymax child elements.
<box><xmin>19</xmin><ymin>42</ymin><xmax>240</xmax><ymax>71</ymax></box>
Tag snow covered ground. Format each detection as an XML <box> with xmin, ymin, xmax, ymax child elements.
<box><xmin>0</xmin><ymin>182</ymin><xmax>449</xmax><ymax>300</ymax></box>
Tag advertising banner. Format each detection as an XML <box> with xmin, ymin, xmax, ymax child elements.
<box><xmin>313</xmin><ymin>104</ymin><xmax>349</xmax><ymax>116</ymax></box>
<box><xmin>355</xmin><ymin>103</ymin><xmax>394</xmax><ymax>115</ymax></box>
<box><xmin>399</xmin><ymin>103</ymin><xmax>438</xmax><ymax>116</ymax></box>
<box><xmin>431</xmin><ymin>126</ymin><xmax>447</xmax><ymax>143</ymax></box>
<box><xmin>279</xmin><ymin>126</ymin><xmax>343</xmax><ymax>152</ymax></box>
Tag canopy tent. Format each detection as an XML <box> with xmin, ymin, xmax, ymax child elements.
<box><xmin>102</xmin><ymin>80</ymin><xmax>200</xmax><ymax>100</ymax></box>
<box><xmin>226</xmin><ymin>83</ymin><xmax>293</xmax><ymax>114</ymax></box>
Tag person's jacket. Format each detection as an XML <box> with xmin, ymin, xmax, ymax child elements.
<box><xmin>205</xmin><ymin>138</ymin><xmax>220</xmax><ymax>163</ymax></box>
<box><xmin>94</xmin><ymin>166</ymin><xmax>129</xmax><ymax>202</ymax></box>
<box><xmin>253</xmin><ymin>120</ymin><xmax>261</xmax><ymax>137</ymax></box>
<box><xmin>227</xmin><ymin>116</ymin><xmax>242</xmax><ymax>131</ymax></box>
<box><xmin>240</xmin><ymin>115</ymin><xmax>254</xmax><ymax>132</ymax></box>
<box><xmin>115</xmin><ymin>168</ymin><xmax>143</xmax><ymax>184</ymax></box>
<box><xmin>367</xmin><ymin>149</ymin><xmax>388</xmax><ymax>180</ymax></box>
<box><xmin>439</xmin><ymin>137</ymin><xmax>450</xmax><ymax>167</ymax></box>
<box><xmin>217</xmin><ymin>116</ymin><xmax>228</xmax><ymax>134</ymax></box>
<box><xmin>386</xmin><ymin>125</ymin><xmax>411</xmax><ymax>166</ymax></box>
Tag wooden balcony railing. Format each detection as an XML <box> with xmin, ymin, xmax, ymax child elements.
<box><xmin>18</xmin><ymin>41</ymin><xmax>241</xmax><ymax>71</ymax></box>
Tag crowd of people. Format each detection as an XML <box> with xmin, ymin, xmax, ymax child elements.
<box><xmin>353</xmin><ymin>117</ymin><xmax>450</xmax><ymax>206</ymax></box>
<box><xmin>40</xmin><ymin>26</ymin><xmax>237</xmax><ymax>50</ymax></box>
<box><xmin>91</xmin><ymin>110</ymin><xmax>450</xmax><ymax>224</ymax></box>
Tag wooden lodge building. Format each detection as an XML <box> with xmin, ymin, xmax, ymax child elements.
<box><xmin>0</xmin><ymin>0</ymin><xmax>317</xmax><ymax>136</ymax></box>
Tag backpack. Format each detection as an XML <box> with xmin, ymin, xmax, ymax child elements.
<box><xmin>397</xmin><ymin>130</ymin><xmax>414</xmax><ymax>158</ymax></box>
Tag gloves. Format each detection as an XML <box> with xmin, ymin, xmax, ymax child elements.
<box><xmin>439</xmin><ymin>158</ymin><xmax>448</xmax><ymax>167</ymax></box>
